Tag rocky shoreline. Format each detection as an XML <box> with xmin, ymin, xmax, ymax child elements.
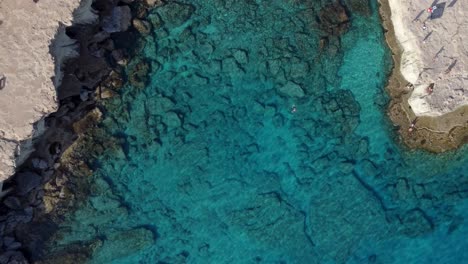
<box><xmin>1</xmin><ymin>0</ymin><xmax>465</xmax><ymax>262</ymax></box>
<box><xmin>378</xmin><ymin>0</ymin><xmax>468</xmax><ymax>153</ymax></box>
<box><xmin>0</xmin><ymin>0</ymin><xmax>158</xmax><ymax>262</ymax></box>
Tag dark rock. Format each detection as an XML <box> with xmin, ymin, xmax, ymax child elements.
<box><xmin>0</xmin><ymin>251</ymin><xmax>24</xmax><ymax>264</ymax></box>
<box><xmin>41</xmin><ymin>169</ymin><xmax>54</xmax><ymax>184</ymax></box>
<box><xmin>132</xmin><ymin>18</ymin><xmax>152</xmax><ymax>35</ymax></box>
<box><xmin>3</xmin><ymin>236</ymin><xmax>15</xmax><ymax>247</ymax></box>
<box><xmin>319</xmin><ymin>2</ymin><xmax>350</xmax><ymax>36</ymax></box>
<box><xmin>344</xmin><ymin>0</ymin><xmax>371</xmax><ymax>16</ymax></box>
<box><xmin>15</xmin><ymin>171</ymin><xmax>42</xmax><ymax>195</ymax></box>
<box><xmin>100</xmin><ymin>38</ymin><xmax>115</xmax><ymax>51</ymax></box>
<box><xmin>90</xmin><ymin>31</ymin><xmax>110</xmax><ymax>43</ymax></box>
<box><xmin>111</xmin><ymin>49</ymin><xmax>128</xmax><ymax>66</ymax></box>
<box><xmin>49</xmin><ymin>142</ymin><xmax>62</xmax><ymax>156</ymax></box>
<box><xmin>80</xmin><ymin>90</ymin><xmax>90</xmax><ymax>101</ymax></box>
<box><xmin>31</xmin><ymin>158</ymin><xmax>48</xmax><ymax>170</ymax></box>
<box><xmin>28</xmin><ymin>188</ymin><xmax>44</xmax><ymax>207</ymax></box>
<box><xmin>104</xmin><ymin>70</ymin><xmax>124</xmax><ymax>89</ymax></box>
<box><xmin>56</xmin><ymin>74</ymin><xmax>82</xmax><ymax>100</ymax></box>
<box><xmin>9</xmin><ymin>207</ymin><xmax>33</xmax><ymax>224</ymax></box>
<box><xmin>135</xmin><ymin>4</ymin><xmax>148</xmax><ymax>19</ymax></box>
<box><xmin>102</xmin><ymin>6</ymin><xmax>132</xmax><ymax>33</ymax></box>
<box><xmin>90</xmin><ymin>47</ymin><xmax>106</xmax><ymax>58</ymax></box>
<box><xmin>7</xmin><ymin>242</ymin><xmax>21</xmax><ymax>251</ymax></box>
<box><xmin>3</xmin><ymin>196</ymin><xmax>22</xmax><ymax>210</ymax></box>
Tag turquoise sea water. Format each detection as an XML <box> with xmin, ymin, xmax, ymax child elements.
<box><xmin>48</xmin><ymin>1</ymin><xmax>468</xmax><ymax>263</ymax></box>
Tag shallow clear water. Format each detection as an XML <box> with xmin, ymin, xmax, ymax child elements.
<box><xmin>49</xmin><ymin>1</ymin><xmax>468</xmax><ymax>263</ymax></box>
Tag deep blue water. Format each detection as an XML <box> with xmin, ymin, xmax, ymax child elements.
<box><xmin>48</xmin><ymin>1</ymin><xmax>468</xmax><ymax>263</ymax></box>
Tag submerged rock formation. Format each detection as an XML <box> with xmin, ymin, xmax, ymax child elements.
<box><xmin>318</xmin><ymin>2</ymin><xmax>350</xmax><ymax>36</ymax></box>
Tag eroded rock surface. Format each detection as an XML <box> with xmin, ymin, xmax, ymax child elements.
<box><xmin>0</xmin><ymin>0</ymin><xmax>97</xmax><ymax>180</ymax></box>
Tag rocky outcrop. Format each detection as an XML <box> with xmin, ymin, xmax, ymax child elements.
<box><xmin>0</xmin><ymin>0</ymin><xmax>148</xmax><ymax>262</ymax></box>
<box><xmin>379</xmin><ymin>0</ymin><xmax>468</xmax><ymax>152</ymax></box>
<box><xmin>318</xmin><ymin>2</ymin><xmax>350</xmax><ymax>36</ymax></box>
<box><xmin>0</xmin><ymin>0</ymin><xmax>101</xmax><ymax>181</ymax></box>
<box><xmin>344</xmin><ymin>0</ymin><xmax>371</xmax><ymax>16</ymax></box>
<box><xmin>102</xmin><ymin>5</ymin><xmax>132</xmax><ymax>33</ymax></box>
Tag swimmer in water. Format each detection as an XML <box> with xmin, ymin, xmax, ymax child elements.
<box><xmin>291</xmin><ymin>104</ymin><xmax>297</xmax><ymax>113</ymax></box>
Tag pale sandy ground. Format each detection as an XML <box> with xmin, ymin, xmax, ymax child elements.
<box><xmin>0</xmin><ymin>0</ymin><xmax>96</xmax><ymax>181</ymax></box>
<box><xmin>387</xmin><ymin>0</ymin><xmax>468</xmax><ymax>117</ymax></box>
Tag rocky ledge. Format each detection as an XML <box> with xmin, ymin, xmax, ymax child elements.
<box><xmin>0</xmin><ymin>0</ymin><xmax>160</xmax><ymax>262</ymax></box>
<box><xmin>0</xmin><ymin>0</ymin><xmax>97</xmax><ymax>181</ymax></box>
<box><xmin>379</xmin><ymin>0</ymin><xmax>468</xmax><ymax>152</ymax></box>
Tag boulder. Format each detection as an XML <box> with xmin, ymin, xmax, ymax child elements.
<box><xmin>31</xmin><ymin>158</ymin><xmax>48</xmax><ymax>170</ymax></box>
<box><xmin>90</xmin><ymin>31</ymin><xmax>110</xmax><ymax>43</ymax></box>
<box><xmin>0</xmin><ymin>250</ymin><xmax>26</xmax><ymax>264</ymax></box>
<box><xmin>3</xmin><ymin>236</ymin><xmax>15</xmax><ymax>247</ymax></box>
<box><xmin>80</xmin><ymin>90</ymin><xmax>90</xmax><ymax>101</ymax></box>
<box><xmin>111</xmin><ymin>49</ymin><xmax>128</xmax><ymax>66</ymax></box>
<box><xmin>3</xmin><ymin>196</ymin><xmax>22</xmax><ymax>210</ymax></box>
<box><xmin>318</xmin><ymin>2</ymin><xmax>350</xmax><ymax>36</ymax></box>
<box><xmin>278</xmin><ymin>81</ymin><xmax>305</xmax><ymax>98</ymax></box>
<box><xmin>100</xmin><ymin>87</ymin><xmax>117</xmax><ymax>99</ymax></box>
<box><xmin>7</xmin><ymin>241</ymin><xmax>22</xmax><ymax>250</ymax></box>
<box><xmin>133</xmin><ymin>19</ymin><xmax>152</xmax><ymax>35</ymax></box>
<box><xmin>344</xmin><ymin>0</ymin><xmax>371</xmax><ymax>16</ymax></box>
<box><xmin>102</xmin><ymin>6</ymin><xmax>132</xmax><ymax>33</ymax></box>
<box><xmin>15</xmin><ymin>171</ymin><xmax>42</xmax><ymax>195</ymax></box>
